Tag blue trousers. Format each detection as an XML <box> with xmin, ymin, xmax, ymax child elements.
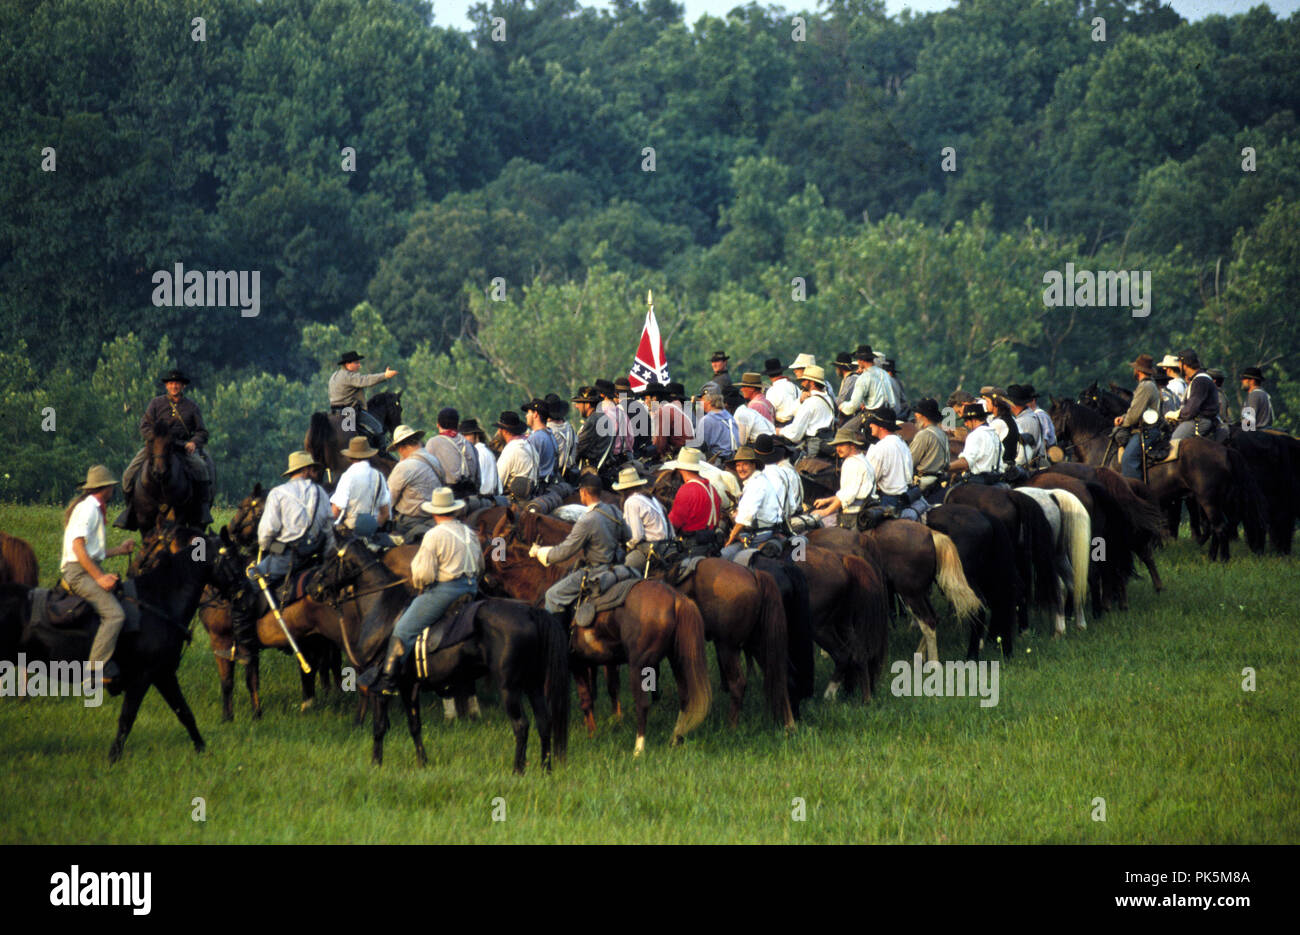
<box><xmin>392</xmin><ymin>576</ymin><xmax>477</xmax><ymax>651</ymax></box>
<box><xmin>1121</xmin><ymin>435</ymin><xmax>1144</xmax><ymax>478</ymax></box>
<box><xmin>721</xmin><ymin>529</ymin><xmax>773</xmax><ymax>561</ymax></box>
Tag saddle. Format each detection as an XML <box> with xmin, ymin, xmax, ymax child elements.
<box><xmin>412</xmin><ymin>595</ymin><xmax>483</xmax><ymax>678</ymax></box>
<box><xmin>1117</xmin><ymin>436</ymin><xmax>1180</xmax><ymax>469</ymax></box>
<box><xmin>24</xmin><ymin>580</ymin><xmax>142</xmax><ymax>641</ymax></box>
<box><xmin>573</xmin><ymin>565</ymin><xmax>641</xmax><ymax>628</ymax></box>
<box><xmin>856</xmin><ymin>506</ymin><xmax>896</xmax><ymax>531</ymax></box>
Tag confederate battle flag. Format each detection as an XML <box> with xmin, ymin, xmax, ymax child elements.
<box><xmin>628</xmin><ymin>290</ymin><xmax>670</xmax><ymax>393</ymax></box>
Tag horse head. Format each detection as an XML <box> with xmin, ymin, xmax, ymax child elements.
<box><xmin>368</xmin><ymin>391</ymin><xmax>403</xmax><ymax>434</ymax></box>
<box><xmin>1077</xmin><ymin>382</ymin><xmax>1101</xmax><ymax>410</ymax></box>
<box><xmin>228</xmin><ymin>483</ymin><xmax>266</xmax><ymax>548</ymax></box>
<box><xmin>315</xmin><ymin>538</ymin><xmax>376</xmax><ymax>603</ymax></box>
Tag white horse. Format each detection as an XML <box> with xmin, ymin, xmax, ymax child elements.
<box><xmin>1016</xmin><ymin>487</ymin><xmax>1091</xmax><ymax>635</ymax></box>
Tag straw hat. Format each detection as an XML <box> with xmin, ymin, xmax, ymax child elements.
<box><xmin>663</xmin><ymin>447</ymin><xmax>706</xmax><ymax>472</ymax></box>
<box><xmin>830</xmin><ymin>428</ymin><xmax>864</xmax><ymax>448</ymax></box>
<box><xmin>738</xmin><ymin>372</ymin><xmax>764</xmax><ymax>389</ymax></box>
<box><xmin>1156</xmin><ymin>353</ymin><xmax>1181</xmax><ymax>370</ymax></box>
<box><xmin>79</xmin><ymin>464</ymin><xmax>119</xmax><ymax>491</ymax></box>
<box><xmin>789</xmin><ymin>353</ymin><xmax>816</xmax><ymax>371</ymax></box>
<box><xmin>727</xmin><ymin>445</ymin><xmax>761</xmax><ymax>466</ymax></box>
<box><xmin>611</xmin><ymin>466</ymin><xmax>648</xmax><ymax>490</ymax></box>
<box><xmin>800</xmin><ymin>364</ymin><xmax>828</xmax><ymax>387</ymax></box>
<box><xmin>281</xmin><ymin>450</ymin><xmax>321</xmax><ymax>477</ymax></box>
<box><xmin>388</xmin><ymin>424</ymin><xmax>425</xmax><ymax>450</ymax></box>
<box><xmin>341</xmin><ymin>436</ymin><xmax>378</xmax><ymax>460</ymax></box>
<box><xmin>420</xmin><ymin>487</ymin><xmax>466</xmax><ymax>515</ymax></box>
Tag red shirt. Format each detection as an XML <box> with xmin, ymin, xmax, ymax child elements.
<box><xmin>747</xmin><ymin>396</ymin><xmax>776</xmax><ymax>425</ymax></box>
<box><xmin>668</xmin><ymin>476</ymin><xmax>722</xmax><ymax>533</ymax></box>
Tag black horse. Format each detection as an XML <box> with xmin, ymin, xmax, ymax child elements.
<box><xmin>314</xmin><ymin>540</ymin><xmax>569</xmax><ymax>772</ymax></box>
<box><xmin>0</xmin><ymin>524</ymin><xmax>241</xmax><ymax>762</ymax></box>
<box><xmin>304</xmin><ymin>390</ymin><xmax>404</xmax><ymax>491</ymax></box>
<box><xmin>922</xmin><ymin>503</ymin><xmax>1021</xmax><ymax>658</ymax></box>
<box><xmin>121</xmin><ymin>422</ymin><xmax>208</xmax><ymax>559</ymax></box>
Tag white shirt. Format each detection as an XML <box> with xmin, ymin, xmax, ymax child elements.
<box><xmin>1031</xmin><ymin>406</ymin><xmax>1056</xmax><ymax>446</ymax></box>
<box><xmin>62</xmin><ymin>495</ymin><xmax>107</xmax><ymax>566</ymax></box>
<box><xmin>476</xmin><ymin>442</ymin><xmax>501</xmax><ymax>496</ymax></box>
<box><xmin>781</xmin><ymin>390</ymin><xmax>836</xmax><ymax>442</ymax></box>
<box><xmin>733</xmin><ymin>404</ymin><xmax>774</xmax><ymax>446</ymax></box>
<box><xmin>734</xmin><ymin>472</ymin><xmax>783</xmax><ymax>529</ymax></box>
<box><xmin>1014</xmin><ymin>409</ymin><xmax>1044</xmax><ymax>467</ymax></box>
<box><xmin>1166</xmin><ymin>376</ymin><xmax>1187</xmax><ymax>404</ymax></box>
<box><xmin>765</xmin><ymin>378</ymin><xmax>800</xmax><ymax>423</ymax></box>
<box><xmin>497</xmin><ymin>436</ymin><xmax>538</xmax><ymax>491</ymax></box>
<box><xmin>624</xmin><ymin>492</ymin><xmax>673</xmax><ymax>545</ymax></box>
<box><xmin>840</xmin><ymin>366</ymin><xmax>894</xmax><ymax>415</ymax></box>
<box><xmin>961</xmin><ymin>423</ymin><xmax>1003</xmax><ymax>474</ymax></box>
<box><xmin>762</xmin><ymin>462</ymin><xmax>802</xmax><ymax>520</ymax></box>
<box><xmin>835</xmin><ymin>452</ymin><xmax>876</xmax><ymax>512</ymax></box>
<box><xmin>866</xmin><ymin>433</ymin><xmax>913</xmax><ymax>495</ymax></box>
<box><xmin>330</xmin><ymin>460</ymin><xmax>391</xmax><ymax>527</ymax></box>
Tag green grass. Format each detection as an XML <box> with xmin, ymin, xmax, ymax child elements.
<box><xmin>2</xmin><ymin>501</ymin><xmax>1297</xmax><ymax>843</ymax></box>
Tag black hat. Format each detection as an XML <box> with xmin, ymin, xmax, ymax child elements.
<box><xmin>1006</xmin><ymin>384</ymin><xmax>1034</xmax><ymax>405</ymax></box>
<box><xmin>613</xmin><ymin>375</ymin><xmax>632</xmax><ymax>392</ymax></box>
<box><xmin>913</xmin><ymin>397</ymin><xmax>942</xmax><ymax>423</ymax></box>
<box><xmin>521</xmin><ymin>397</ymin><xmax>547</xmax><ymax>415</ymax></box>
<box><xmin>866</xmin><ymin>406</ymin><xmax>900</xmax><ymax>430</ymax></box>
<box><xmin>763</xmin><ymin>357</ymin><xmax>784</xmax><ymax>377</ymax></box>
<box><xmin>159</xmin><ymin>368</ymin><xmax>191</xmax><ymax>386</ymax></box>
<box><xmin>960</xmin><ymin>403</ymin><xmax>988</xmax><ymax>421</ymax></box>
<box><xmin>1020</xmin><ymin>383</ymin><xmax>1041</xmax><ymax>398</ymax></box>
<box><xmin>571</xmin><ymin>385</ymin><xmax>600</xmax><ymax>404</ymax></box>
<box><xmin>642</xmin><ymin>382</ymin><xmax>668</xmax><ymax>398</ymax></box>
<box><xmin>722</xmin><ymin>385</ymin><xmax>745</xmax><ymax>408</ymax></box>
<box><xmin>337</xmin><ymin>350</ymin><xmax>364</xmax><ymax>365</ymax></box>
<box><xmin>1177</xmin><ymin>348</ymin><xmax>1201</xmax><ymax>370</ymax></box>
<box><xmin>665</xmin><ymin>381</ymin><xmax>687</xmax><ymax>401</ymax></box>
<box><xmin>594</xmin><ymin>378</ymin><xmax>617</xmax><ymax>398</ymax></box>
<box><xmin>832</xmin><ymin>352</ymin><xmax>854</xmax><ymax>370</ymax></box>
<box><xmin>545</xmin><ymin>393</ymin><xmax>569</xmax><ymax>419</ymax></box>
<box><xmin>458</xmin><ymin>418</ymin><xmax>484</xmax><ymax>437</ymax></box>
<box><xmin>1240</xmin><ymin>366</ymin><xmax>1265</xmax><ymax>383</ymax></box>
<box><xmin>496</xmin><ymin>411</ymin><xmax>527</xmax><ymax>433</ymax></box>
<box><xmin>710</xmin><ymin>351</ymin><xmax>729</xmax><ymax>363</ymax></box>
<box><xmin>752</xmin><ymin>433</ymin><xmax>778</xmax><ymax>458</ymax></box>
<box><xmin>854</xmin><ymin>344</ymin><xmax>874</xmax><ymax>361</ymax></box>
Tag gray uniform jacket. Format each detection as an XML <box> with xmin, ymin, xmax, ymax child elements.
<box><xmin>1120</xmin><ymin>379</ymin><xmax>1161</xmax><ymax>428</ymax></box>
<box><xmin>547</xmin><ymin>503</ymin><xmax>628</xmax><ymax>569</ymax></box>
<box><xmin>329</xmin><ymin>368</ymin><xmax>386</xmax><ymax>410</ymax></box>
<box><xmin>1244</xmin><ymin>388</ymin><xmax>1273</xmax><ymax>427</ymax></box>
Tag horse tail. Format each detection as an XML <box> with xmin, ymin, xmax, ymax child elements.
<box><xmin>669</xmin><ymin>593</ymin><xmax>711</xmax><ymax>740</ymax></box>
<box><xmin>929</xmin><ymin>529</ymin><xmax>983</xmax><ymax>622</ymax></box>
<box><xmin>1009</xmin><ymin>490</ymin><xmax>1060</xmax><ymax>613</ymax></box>
<box><xmin>842</xmin><ymin>554</ymin><xmax>889</xmax><ymax>701</ymax></box>
<box><xmin>1052</xmin><ymin>490</ymin><xmax>1092</xmax><ymax>616</ymax></box>
<box><xmin>752</xmin><ymin>569</ymin><xmax>793</xmax><ymax>726</ymax></box>
<box><xmin>1226</xmin><ymin>447</ymin><xmax>1268</xmax><ymax>555</ymax></box>
<box><xmin>0</xmin><ymin>532</ymin><xmax>39</xmax><ymax>588</ymax></box>
<box><xmin>1085</xmin><ymin>480</ymin><xmax>1133</xmax><ymax>592</ymax></box>
<box><xmin>305</xmin><ymin>413</ymin><xmax>332</xmax><ymax>477</ymax></box>
<box><xmin>533</xmin><ymin>605</ymin><xmax>570</xmax><ymax>762</ymax></box>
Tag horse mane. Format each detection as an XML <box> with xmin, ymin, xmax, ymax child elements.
<box><xmin>0</xmin><ymin>532</ymin><xmax>39</xmax><ymax>588</ymax></box>
<box><xmin>1058</xmin><ymin>397</ymin><xmax>1108</xmax><ymax>435</ymax></box>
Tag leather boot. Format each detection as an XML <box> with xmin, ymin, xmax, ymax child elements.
<box><xmin>376</xmin><ymin>638</ymin><xmax>407</xmax><ymax>696</ymax></box>
<box><xmin>230</xmin><ymin>604</ymin><xmax>259</xmax><ymax>664</ymax></box>
<box><xmin>194</xmin><ymin>479</ymin><xmax>213</xmax><ymax>527</ymax></box>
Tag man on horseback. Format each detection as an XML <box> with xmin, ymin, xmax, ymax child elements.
<box><xmin>331</xmin><ymin>437</ymin><xmax>391</xmax><ymax>536</ymax></box>
<box><xmin>531</xmin><ymin>474</ymin><xmax>628</xmax><ymax>627</ymax></box>
<box><xmin>1022</xmin><ymin>383</ymin><xmax>1056</xmax><ymax>448</ymax></box>
<box><xmin>522</xmin><ymin>398</ymin><xmax>558</xmax><ymax>489</ymax></box>
<box><xmin>1112</xmin><ymin>354</ymin><xmax>1163</xmax><ymax>479</ymax></box>
<box><xmin>737</xmin><ymin>371</ymin><xmax>777</xmax><ymax>426</ymax></box>
<box><xmin>665</xmin><ymin>448</ymin><xmax>724</xmax><ymax>550</ymax></box>
<box><xmin>1157</xmin><ymin>354</ymin><xmax>1186</xmax><ymax>406</ymax></box>
<box><xmin>232</xmin><ymin>451</ymin><xmax>335</xmax><ymax>662</ymax></box>
<box><xmin>573</xmin><ymin>386</ymin><xmax>616</xmax><ymax>476</ymax></box>
<box><xmin>781</xmin><ymin>365</ymin><xmax>836</xmax><ymax>457</ymax></box>
<box><xmin>949</xmin><ymin>403</ymin><xmax>1004</xmax><ymax>484</ymax></box>
<box><xmin>1167</xmin><ymin>349</ymin><xmax>1224</xmax><ymax>441</ymax></box>
<box><xmin>721</xmin><ymin>446</ymin><xmax>783</xmax><ymax>559</ymax></box>
<box><xmin>544</xmin><ymin>395</ymin><xmax>578</xmax><ymax>483</ymax></box>
<box><xmin>386</xmin><ymin>425</ymin><xmax>444</xmax><ymax>537</ymax></box>
<box><xmin>613</xmin><ymin>465</ymin><xmax>673</xmax><ymax>573</ymax></box>
<box><xmin>496</xmin><ymin>410</ymin><xmax>539</xmax><ymax>502</ymax></box>
<box><xmin>329</xmin><ymin>350</ymin><xmax>398</xmax><ymax>442</ymax></box>
<box><xmin>763</xmin><ymin>358</ymin><xmax>800</xmax><ymax>428</ymax></box>
<box><xmin>754</xmin><ymin>433</ymin><xmax>802</xmax><ymax>523</ymax></box>
<box><xmin>1240</xmin><ymin>367</ymin><xmax>1273</xmax><ymax>428</ymax></box>
<box><xmin>1007</xmin><ymin>385</ymin><xmax>1047</xmax><ymax>469</ymax></box>
<box><xmin>376</xmin><ymin>487</ymin><xmax>483</xmax><ymax>695</ymax></box>
<box><xmin>909</xmin><ymin>398</ymin><xmax>950</xmax><ymax>494</ymax></box>
<box><xmin>728</xmin><ymin>384</ymin><xmax>773</xmax><ymax>446</ymax></box>
<box><xmin>64</xmin><ymin>465</ymin><xmax>137</xmax><ymax>685</ymax></box>
<box><xmin>865</xmin><ymin>406</ymin><xmax>915</xmax><ymax>511</ymax></box>
<box><xmin>116</xmin><ymin>368</ymin><xmax>214</xmax><ymax>529</ymax></box>
<box><xmin>457</xmin><ymin>418</ymin><xmax>501</xmax><ymax>496</ymax></box>
<box><xmin>425</xmin><ymin>408</ymin><xmax>480</xmax><ymax>498</ymax></box>
<box><xmin>811</xmin><ymin>428</ymin><xmax>874</xmax><ymax>527</ymax></box>
<box><xmin>691</xmin><ymin>392</ymin><xmax>740</xmax><ymax>460</ymax></box>
<box><xmin>699</xmin><ymin>350</ymin><xmax>732</xmax><ymax>397</ymax></box>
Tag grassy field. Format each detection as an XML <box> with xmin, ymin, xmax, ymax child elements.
<box><xmin>1</xmin><ymin>501</ymin><xmax>1297</xmax><ymax>844</ymax></box>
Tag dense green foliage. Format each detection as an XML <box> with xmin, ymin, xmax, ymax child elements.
<box><xmin>1</xmin><ymin>502</ymin><xmax>1296</xmax><ymax>843</ymax></box>
<box><xmin>3</xmin><ymin>0</ymin><xmax>1298</xmax><ymax>501</ymax></box>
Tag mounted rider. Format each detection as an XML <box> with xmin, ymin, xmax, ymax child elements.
<box><xmin>1007</xmin><ymin>384</ymin><xmax>1047</xmax><ymax>469</ymax></box>
<box><xmin>116</xmin><ymin>368</ymin><xmax>215</xmax><ymax>529</ymax></box>
<box><xmin>1111</xmin><ymin>354</ymin><xmax>1163</xmax><ymax>479</ymax></box>
<box><xmin>532</xmin><ymin>473</ymin><xmax>629</xmax><ymax>627</ymax></box>
<box><xmin>613</xmin><ymin>465</ymin><xmax>673</xmax><ymax>573</ymax></box>
<box><xmin>329</xmin><ymin>350</ymin><xmax>398</xmax><ymax>444</ymax></box>
<box><xmin>1239</xmin><ymin>366</ymin><xmax>1273</xmax><ymax>429</ymax></box>
<box><xmin>330</xmin><ymin>437</ymin><xmax>391</xmax><ymax>537</ymax></box>
<box><xmin>496</xmin><ymin>410</ymin><xmax>539</xmax><ymax>502</ymax></box>
<box><xmin>1167</xmin><ymin>348</ymin><xmax>1225</xmax><ymax>441</ymax></box>
<box><xmin>665</xmin><ymin>447</ymin><xmax>724</xmax><ymax>551</ymax></box>
<box><xmin>425</xmin><ymin>407</ymin><xmax>480</xmax><ymax>498</ymax></box>
<box><xmin>908</xmin><ymin>398</ymin><xmax>950</xmax><ymax>494</ymax></box>
<box><xmin>522</xmin><ymin>398</ymin><xmax>558</xmax><ymax>490</ymax></box>
<box><xmin>780</xmin><ymin>365</ymin><xmax>836</xmax><ymax>458</ymax></box>
<box><xmin>864</xmin><ymin>406</ymin><xmax>916</xmax><ymax>512</ymax></box>
<box><xmin>949</xmin><ymin>403</ymin><xmax>1004</xmax><ymax>485</ymax></box>
<box><xmin>386</xmin><ymin>424</ymin><xmax>444</xmax><ymax>537</ymax></box>
<box><xmin>721</xmin><ymin>445</ymin><xmax>783</xmax><ymax>560</ymax></box>
<box><xmin>457</xmin><ymin>418</ymin><xmax>502</xmax><ymax>496</ymax></box>
<box><xmin>811</xmin><ymin>427</ymin><xmax>875</xmax><ymax>527</ymax></box>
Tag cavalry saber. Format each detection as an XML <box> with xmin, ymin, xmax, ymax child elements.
<box><xmin>252</xmin><ymin>571</ymin><xmax>312</xmax><ymax>674</ymax></box>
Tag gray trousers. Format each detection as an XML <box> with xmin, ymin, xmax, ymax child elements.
<box><xmin>64</xmin><ymin>562</ymin><xmax>126</xmax><ymax>665</ymax></box>
<box><xmin>1171</xmin><ymin>417</ymin><xmax>1219</xmax><ymax>441</ymax></box>
<box><xmin>544</xmin><ymin>564</ymin><xmax>609</xmax><ymax>614</ymax></box>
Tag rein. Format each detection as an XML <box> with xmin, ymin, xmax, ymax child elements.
<box><xmin>315</xmin><ymin>547</ymin><xmax>411</xmax><ymax>669</ymax></box>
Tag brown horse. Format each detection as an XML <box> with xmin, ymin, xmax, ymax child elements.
<box><xmin>125</xmin><ymin>424</ymin><xmax>205</xmax><ymax>538</ymax></box>
<box><xmin>809</xmin><ymin>520</ymin><xmax>984</xmax><ymax>662</ymax></box>
<box><xmin>1050</xmin><ymin>397</ymin><xmax>1265</xmax><ymax>561</ymax></box>
<box><xmin>485</xmin><ymin>511</ymin><xmax>711</xmax><ymax>754</ymax></box>
<box><xmin>507</xmin><ymin>509</ymin><xmax>792</xmax><ymax>728</ymax></box>
<box><xmin>0</xmin><ymin>531</ymin><xmax>39</xmax><ymax>587</ymax></box>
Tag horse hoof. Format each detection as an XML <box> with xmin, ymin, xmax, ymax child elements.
<box><xmin>195</xmin><ymin>742</ymin><xmax>207</xmax><ymax>755</ymax></box>
<box><xmin>300</xmin><ymin>700</ymin><xmax>314</xmax><ymax>713</ymax></box>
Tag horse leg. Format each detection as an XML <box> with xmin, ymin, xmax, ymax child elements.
<box><xmin>406</xmin><ymin>681</ymin><xmax>426</xmax><ymax>767</ymax></box>
<box><xmin>453</xmin><ymin>694</ymin><xmax>469</xmax><ymax>719</ymax></box>
<box><xmin>605</xmin><ymin>663</ymin><xmax>622</xmax><ymax>722</ymax></box>
<box><xmin>503</xmin><ymin>686</ymin><xmax>529</xmax><ymax>775</ymax></box>
<box><xmin>1137</xmin><ymin>539</ymin><xmax>1164</xmax><ymax>592</ymax></box>
<box><xmin>628</xmin><ymin>657</ymin><xmax>651</xmax><ymax>756</ymax></box>
<box><xmin>573</xmin><ymin>662</ymin><xmax>597</xmax><ymax>737</ymax></box>
<box><xmin>372</xmin><ymin>693</ymin><xmax>388</xmax><ymax>766</ymax></box>
<box><xmin>299</xmin><ymin>666</ymin><xmax>316</xmax><ymax>713</ymax></box>
<box><xmin>153</xmin><ymin>670</ymin><xmax>206</xmax><ymax>754</ymax></box>
<box><xmin>216</xmin><ymin>653</ymin><xmax>235</xmax><ymax>721</ymax></box>
<box><xmin>246</xmin><ymin>653</ymin><xmax>262</xmax><ymax>720</ymax></box>
<box><xmin>355</xmin><ymin>688</ymin><xmax>368</xmax><ymax>726</ymax></box>
<box><xmin>717</xmin><ymin>643</ymin><xmax>745</xmax><ymax>728</ymax></box>
<box><xmin>527</xmin><ymin>684</ymin><xmax>553</xmax><ymax>773</ymax></box>
<box><xmin>108</xmin><ymin>679</ymin><xmax>149</xmax><ymax>763</ymax></box>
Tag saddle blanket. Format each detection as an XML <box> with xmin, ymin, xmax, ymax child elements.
<box><xmin>574</xmin><ymin>567</ymin><xmax>641</xmax><ymax>627</ymax></box>
<box><xmin>666</xmin><ymin>554</ymin><xmax>708</xmax><ymax>585</ymax></box>
<box><xmin>26</xmin><ymin>580</ymin><xmax>143</xmax><ymax>639</ymax></box>
<box><xmin>413</xmin><ymin>597</ymin><xmax>483</xmax><ymax>679</ymax></box>
<box><xmin>1118</xmin><ymin>437</ymin><xmax>1181</xmax><ymax>468</ymax></box>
